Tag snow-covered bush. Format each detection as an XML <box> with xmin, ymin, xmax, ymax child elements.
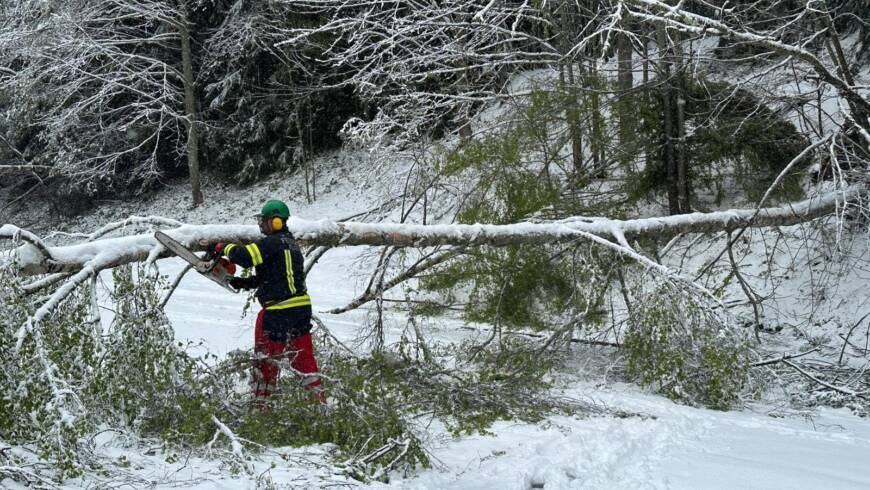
<box><xmin>0</xmin><ymin>262</ymin><xmax>91</xmax><ymax>475</ymax></box>
<box><xmin>624</xmin><ymin>281</ymin><xmax>750</xmax><ymax>410</ymax></box>
<box><xmin>0</xmin><ymin>242</ymin><xmax>580</xmax><ymax>483</ymax></box>
<box><xmin>0</xmin><ymin>259</ymin><xmax>208</xmax><ymax>478</ymax></box>
<box><xmin>432</xmin><ymin>336</ymin><xmax>570</xmax><ymax>435</ymax></box>
<box><xmin>232</xmin><ymin>349</ymin><xmax>431</xmax><ymax>482</ymax></box>
<box><xmin>176</xmin><ymin>332</ymin><xmax>576</xmax><ymax>482</ymax></box>
<box><xmin>90</xmin><ymin>266</ymin><xmax>203</xmax><ymax>431</ymax></box>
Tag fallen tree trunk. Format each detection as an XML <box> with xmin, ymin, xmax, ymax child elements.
<box><xmin>0</xmin><ymin>188</ymin><xmax>862</xmax><ymax>276</ymax></box>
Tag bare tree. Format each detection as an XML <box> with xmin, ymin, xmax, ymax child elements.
<box><xmin>0</xmin><ymin>0</ymin><xmax>205</xmax><ymax>204</ymax></box>
<box><xmin>621</xmin><ymin>0</ymin><xmax>869</xmax><ymax>149</ymax></box>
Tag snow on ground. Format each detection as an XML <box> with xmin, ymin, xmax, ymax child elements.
<box><xmin>59</xmin><ymin>376</ymin><xmax>870</xmax><ymax>489</ymax></box>
<box><xmin>409</xmin><ymin>389</ymin><xmax>870</xmax><ymax>490</ymax></box>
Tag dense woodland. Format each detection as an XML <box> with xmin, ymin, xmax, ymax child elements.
<box><xmin>1</xmin><ymin>0</ymin><xmax>866</xmax><ymax>209</ymax></box>
<box><xmin>0</xmin><ymin>0</ymin><xmax>869</xmax><ymax>486</ymax></box>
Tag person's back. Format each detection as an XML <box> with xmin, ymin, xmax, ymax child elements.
<box><xmin>249</xmin><ymin>229</ymin><xmax>308</xmax><ymax>306</ymax></box>
<box><xmin>218</xmin><ymin>199</ymin><xmax>324</xmax><ymax>403</ymax></box>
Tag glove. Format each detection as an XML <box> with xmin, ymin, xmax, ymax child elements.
<box><xmin>214</xmin><ymin>242</ymin><xmax>226</xmax><ymax>254</ymax></box>
<box><xmin>229</xmin><ymin>276</ymin><xmax>258</xmax><ymax>290</ymax></box>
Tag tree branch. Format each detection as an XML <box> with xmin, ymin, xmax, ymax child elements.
<box><xmin>327</xmin><ymin>248</ymin><xmax>464</xmax><ymax>314</ymax></box>
<box><xmin>625</xmin><ymin>0</ymin><xmax>870</xmax><ymax>121</ymax></box>
<box><xmin>783</xmin><ymin>359</ymin><xmax>867</xmax><ymax>398</ymax></box>
<box><xmin>0</xmin><ymin>165</ymin><xmax>52</xmax><ymax>173</ymax></box>
<box><xmin>751</xmin><ymin>347</ymin><xmax>820</xmax><ymax>367</ymax></box>
<box><xmin>0</xmin><ymin>224</ymin><xmax>55</xmax><ymax>263</ymax></box>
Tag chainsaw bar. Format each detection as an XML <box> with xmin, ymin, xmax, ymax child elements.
<box><xmin>154</xmin><ymin>231</ymin><xmax>238</xmax><ymax>293</ymax></box>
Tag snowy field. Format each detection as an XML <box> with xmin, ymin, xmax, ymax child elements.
<box><xmin>97</xmin><ymin>251</ymin><xmax>870</xmax><ymax>490</ymax></box>
<box><xmin>46</xmin><ymin>157</ymin><xmax>865</xmax><ymax>490</ymax></box>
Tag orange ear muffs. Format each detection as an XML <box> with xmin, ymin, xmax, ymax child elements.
<box><xmin>272</xmin><ymin>217</ymin><xmax>283</xmax><ymax>231</ymax></box>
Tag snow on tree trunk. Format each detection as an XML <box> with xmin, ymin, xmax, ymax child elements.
<box><xmin>0</xmin><ymin>188</ymin><xmax>861</xmax><ymax>276</ymax></box>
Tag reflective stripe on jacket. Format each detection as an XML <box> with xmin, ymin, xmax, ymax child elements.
<box><xmin>222</xmin><ymin>230</ymin><xmax>310</xmax><ymax>310</ymax></box>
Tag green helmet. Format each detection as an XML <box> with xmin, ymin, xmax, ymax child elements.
<box><xmin>260</xmin><ymin>199</ymin><xmax>290</xmax><ymax>219</ymax></box>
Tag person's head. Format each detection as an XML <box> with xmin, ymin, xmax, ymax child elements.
<box><xmin>258</xmin><ymin>199</ymin><xmax>290</xmax><ymax>235</ymax></box>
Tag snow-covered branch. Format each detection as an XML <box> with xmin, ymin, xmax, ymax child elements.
<box><xmin>0</xmin><ymin>0</ymin><xmax>199</xmax><ymax>197</ymax></box>
<box><xmin>0</xmin><ymin>165</ymin><xmax>52</xmax><ymax>173</ymax></box>
<box><xmin>623</xmin><ymin>0</ymin><xmax>870</xmax><ymax>128</ymax></box>
<box><xmin>328</xmin><ymin>248</ymin><xmax>465</xmax><ymax>314</ymax></box>
<box><xmin>1</xmin><ymin>188</ymin><xmax>861</xmax><ymax>276</ymax></box>
<box><xmin>207</xmin><ymin>416</ymin><xmax>253</xmax><ymax>475</ymax></box>
<box><xmin>0</xmin><ymin>224</ymin><xmax>54</xmax><ymax>261</ymax></box>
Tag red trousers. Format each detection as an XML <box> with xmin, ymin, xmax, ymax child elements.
<box><xmin>252</xmin><ymin>309</ymin><xmax>324</xmax><ymax>402</ymax></box>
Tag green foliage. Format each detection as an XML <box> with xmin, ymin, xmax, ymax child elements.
<box><xmin>0</xmin><ymin>246</ymin><xmax>574</xmax><ymax>483</ymax></box>
<box><xmin>439</xmin><ymin>129</ymin><xmax>559</xmax><ymax>226</ymax></box>
<box><xmin>233</xmin><ymin>351</ymin><xmax>430</xmax><ymax>481</ymax></box>
<box><xmin>0</xmin><ymin>260</ymin><xmax>92</xmax><ymax>475</ymax></box>
<box><xmin>423</xmin><ymin>88</ymin><xmax>612</xmax><ymax>330</ymax></box>
<box><xmin>89</xmin><ymin>266</ymin><xmax>204</xmax><ymax>432</ymax></box>
<box><xmin>689</xmin><ymin>82</ymin><xmax>809</xmax><ymax>203</ymax></box>
<box><xmin>624</xmin><ymin>282</ymin><xmax>750</xmax><ymax>410</ymax></box>
<box><xmin>0</xmin><ymin>259</ymin><xmax>206</xmax><ymax>477</ymax></box>
<box><xmin>426</xmin><ymin>336</ymin><xmax>564</xmax><ymax>436</ymax></box>
<box><xmin>422</xmin><ymin>246</ymin><xmax>604</xmax><ymax>331</ymax></box>
<box><xmin>626</xmin><ymin>79</ymin><xmax>810</xmax><ymax>207</ymax></box>
<box><xmin>154</xmin><ymin>333</ymin><xmax>567</xmax><ymax>481</ymax></box>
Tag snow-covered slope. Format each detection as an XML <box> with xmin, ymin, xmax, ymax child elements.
<box><xmin>64</xmin><ymin>381</ymin><xmax>870</xmax><ymax>489</ymax></box>
<box><xmin>15</xmin><ymin>148</ymin><xmax>859</xmax><ymax>489</ymax></box>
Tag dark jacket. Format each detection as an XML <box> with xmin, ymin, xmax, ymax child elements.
<box><xmin>222</xmin><ymin>230</ymin><xmax>311</xmax><ymax>341</ymax></box>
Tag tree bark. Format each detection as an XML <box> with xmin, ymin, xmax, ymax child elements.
<box><xmin>559</xmin><ymin>1</ymin><xmax>584</xmax><ymax>176</ymax></box>
<box><xmin>179</xmin><ymin>13</ymin><xmax>203</xmax><ymax>207</ymax></box>
<box><xmin>657</xmin><ymin>26</ymin><xmax>680</xmax><ymax>215</ymax></box>
<box><xmin>587</xmin><ymin>0</ymin><xmax>604</xmax><ymax>177</ymax></box>
<box><xmin>296</xmin><ymin>97</ymin><xmax>313</xmax><ymax>203</ymax></box>
<box><xmin>674</xmin><ymin>40</ymin><xmax>690</xmax><ymax>214</ymax></box>
<box><xmin>821</xmin><ymin>10</ymin><xmax>868</xmax><ymax>134</ymax></box>
<box><xmin>2</xmin><ymin>188</ymin><xmax>860</xmax><ymax>276</ymax></box>
<box><xmin>589</xmin><ymin>59</ymin><xmax>604</xmax><ymax>176</ymax></box>
<box><xmin>657</xmin><ymin>24</ymin><xmax>691</xmax><ymax>215</ymax></box>
<box><xmin>617</xmin><ymin>25</ymin><xmax>634</xmax><ymax>167</ymax></box>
